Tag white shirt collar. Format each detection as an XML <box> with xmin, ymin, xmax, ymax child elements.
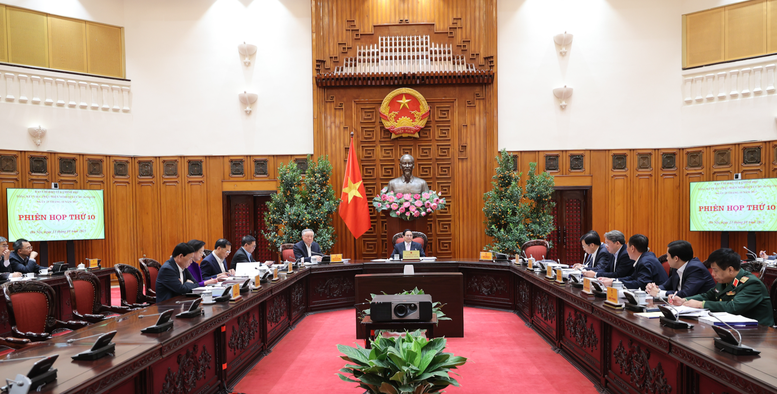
<box><xmin>677</xmin><ymin>261</ymin><xmax>688</xmax><ymax>277</ymax></box>
<box><xmin>632</xmin><ymin>253</ymin><xmax>642</xmax><ymax>268</ymax></box>
<box><xmin>214</xmin><ymin>254</ymin><xmax>225</xmax><ymax>272</ymax></box>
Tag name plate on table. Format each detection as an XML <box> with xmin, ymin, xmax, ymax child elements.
<box><xmin>330</xmin><ymin>254</ymin><xmax>343</xmax><ymax>263</ymax></box>
<box><xmin>479</xmin><ymin>252</ymin><xmax>493</xmax><ymax>261</ymax></box>
<box><xmin>582</xmin><ymin>277</ymin><xmax>593</xmax><ymax>294</ymax></box>
<box><xmin>528</xmin><ymin>258</ymin><xmax>534</xmax><ymax>270</ymax></box>
<box><xmin>288</xmin><ymin>262</ymin><xmax>294</xmax><ymax>273</ymax></box>
<box><xmin>402</xmin><ymin>250</ymin><xmax>420</xmax><ymax>260</ymax></box>
<box><xmin>605</xmin><ymin>286</ymin><xmax>624</xmax><ymax>309</ymax></box>
<box><xmin>88</xmin><ymin>258</ymin><xmax>100</xmax><ymax>268</ymax></box>
<box><xmin>555</xmin><ymin>268</ymin><xmax>564</xmax><ymax>284</ymax></box>
<box><xmin>253</xmin><ymin>275</ymin><xmax>262</xmax><ymax>290</ymax></box>
<box><xmin>231</xmin><ymin>283</ymin><xmax>240</xmax><ymax>299</ymax></box>
<box><xmin>546</xmin><ymin>265</ymin><xmax>554</xmax><ymax>278</ymax></box>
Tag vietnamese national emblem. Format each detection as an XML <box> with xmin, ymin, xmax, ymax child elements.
<box><xmin>379</xmin><ymin>88</ymin><xmax>430</xmax><ymax>139</ymax></box>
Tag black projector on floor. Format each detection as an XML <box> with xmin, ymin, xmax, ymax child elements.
<box><xmin>370</xmin><ymin>294</ymin><xmax>433</xmax><ymax>322</ymax></box>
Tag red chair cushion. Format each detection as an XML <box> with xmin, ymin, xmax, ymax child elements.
<box><xmin>282</xmin><ymin>249</ymin><xmax>295</xmax><ymax>262</ymax></box>
<box><xmin>123</xmin><ymin>273</ymin><xmax>138</xmax><ymax>304</ymax></box>
<box><xmin>9</xmin><ymin>292</ymin><xmax>48</xmax><ymax>333</ymax></box>
<box><xmin>524</xmin><ymin>245</ymin><xmax>548</xmax><ymax>260</ymax></box>
<box><xmin>662</xmin><ymin>261</ymin><xmax>671</xmax><ymax>276</ymax></box>
<box><xmin>148</xmin><ymin>267</ymin><xmax>158</xmax><ymax>292</ymax></box>
<box><xmin>73</xmin><ymin>280</ymin><xmax>96</xmax><ymax>315</ymax></box>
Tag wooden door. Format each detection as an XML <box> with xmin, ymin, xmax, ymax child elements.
<box><xmin>225</xmin><ymin>194</ymin><xmax>273</xmax><ymax>265</ymax></box>
<box><xmin>547</xmin><ymin>189</ymin><xmax>590</xmax><ymax>265</ymax></box>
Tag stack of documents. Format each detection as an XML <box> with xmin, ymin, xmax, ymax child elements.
<box><xmin>699</xmin><ymin>312</ymin><xmax>759</xmax><ymax>327</ymax></box>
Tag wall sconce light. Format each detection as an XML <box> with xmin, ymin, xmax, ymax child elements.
<box><xmin>28</xmin><ymin>125</ymin><xmax>46</xmax><ymax>146</ymax></box>
<box><xmin>238</xmin><ymin>42</ymin><xmax>257</xmax><ymax>66</ymax></box>
<box><xmin>553</xmin><ymin>85</ymin><xmax>573</xmax><ymax>109</ymax></box>
<box><xmin>553</xmin><ymin>32</ymin><xmax>573</xmax><ymax>56</ymax></box>
<box><xmin>238</xmin><ymin>91</ymin><xmax>258</xmax><ymax>114</ymax></box>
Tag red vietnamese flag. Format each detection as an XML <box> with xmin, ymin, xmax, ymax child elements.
<box><xmin>339</xmin><ymin>137</ymin><xmax>371</xmax><ymax>238</ymax></box>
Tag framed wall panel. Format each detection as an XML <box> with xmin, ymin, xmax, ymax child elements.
<box><xmin>160</xmin><ymin>157</ymin><xmax>183</xmax><ymax>258</ymax></box>
<box><xmin>7</xmin><ymin>7</ymin><xmax>48</xmax><ymax>67</ymax></box>
<box><xmin>684</xmin><ymin>8</ymin><xmax>725</xmax><ymax>68</ymax></box>
<box><xmin>86</xmin><ymin>22</ymin><xmax>123</xmax><ymax>78</ymax></box>
<box><xmin>133</xmin><ymin>157</ymin><xmax>161</xmax><ymax>261</ymax></box>
<box><xmin>0</xmin><ymin>6</ymin><xmax>7</xmax><ymax>62</ymax></box>
<box><xmin>724</xmin><ymin>0</ymin><xmax>766</xmax><ymax>61</ymax></box>
<box><xmin>47</xmin><ymin>16</ymin><xmax>87</xmax><ymax>73</ymax></box>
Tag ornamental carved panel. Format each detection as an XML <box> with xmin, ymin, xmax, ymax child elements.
<box><xmin>159</xmin><ymin>344</ymin><xmax>212</xmax><ymax>394</ymax></box>
<box><xmin>545</xmin><ymin>155</ymin><xmax>559</xmax><ymax>172</ymax></box>
<box><xmin>138</xmin><ymin>161</ymin><xmax>153</xmax><ymax>178</ymax></box>
<box><xmin>295</xmin><ymin>158</ymin><xmax>308</xmax><ymax>172</ymax></box>
<box><xmin>0</xmin><ymin>155</ymin><xmax>16</xmax><ymax>173</ymax></box>
<box><xmin>254</xmin><ymin>159</ymin><xmax>268</xmax><ymax>176</ymax></box>
<box><xmin>188</xmin><ymin>160</ymin><xmax>203</xmax><ymax>176</ymax></box>
<box><xmin>742</xmin><ymin>146</ymin><xmax>761</xmax><ymax>165</ymax></box>
<box><xmin>714</xmin><ymin>149</ymin><xmax>731</xmax><ymax>166</ymax></box>
<box><xmin>114</xmin><ymin>161</ymin><xmax>129</xmax><ymax>177</ymax></box>
<box><xmin>230</xmin><ymin>159</ymin><xmax>244</xmax><ymax>176</ymax></box>
<box><xmin>612</xmin><ymin>154</ymin><xmax>627</xmax><ymax>170</ymax></box>
<box><xmin>228</xmin><ymin>312</ymin><xmax>259</xmax><ymax>355</ymax></box>
<box><xmin>314</xmin><ymin>276</ymin><xmax>354</xmax><ymax>298</ymax></box>
<box><xmin>29</xmin><ymin>156</ymin><xmax>47</xmax><ymax>174</ymax></box>
<box><xmin>87</xmin><ymin>159</ymin><xmax>103</xmax><ymax>176</ymax></box>
<box><xmin>565</xmin><ymin>309</ymin><xmax>598</xmax><ymax>352</ymax></box>
<box><xmin>637</xmin><ymin>153</ymin><xmax>652</xmax><ymax>170</ymax></box>
<box><xmin>534</xmin><ymin>292</ymin><xmax>556</xmax><ymax>323</ymax></box>
<box><xmin>686</xmin><ymin>151</ymin><xmax>703</xmax><ymax>169</ymax></box>
<box><xmin>613</xmin><ymin>339</ymin><xmax>672</xmax><ymax>394</ymax></box>
<box><xmin>163</xmin><ymin>161</ymin><xmax>178</xmax><ymax>177</ymax></box>
<box><xmin>267</xmin><ymin>295</ymin><xmax>288</xmax><ymax>326</ymax></box>
<box><xmin>59</xmin><ymin>158</ymin><xmax>76</xmax><ymax>175</ymax></box>
<box><xmin>661</xmin><ymin>153</ymin><xmax>676</xmax><ymax>170</ymax></box>
<box><xmin>570</xmin><ymin>154</ymin><xmax>584</xmax><ymax>171</ymax></box>
<box><xmin>466</xmin><ymin>274</ymin><xmax>508</xmax><ymax>296</ymax></box>
<box><xmin>516</xmin><ymin>279</ymin><xmax>530</xmax><ymax>306</ymax></box>
<box><xmin>291</xmin><ymin>282</ymin><xmax>306</xmax><ymax>319</ymax></box>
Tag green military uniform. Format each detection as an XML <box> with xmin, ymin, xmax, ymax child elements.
<box><xmin>686</xmin><ymin>269</ymin><xmax>774</xmax><ymax>326</ymax></box>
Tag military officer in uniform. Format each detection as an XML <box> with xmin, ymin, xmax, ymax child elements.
<box><xmin>670</xmin><ymin>248</ymin><xmax>774</xmax><ymax>326</ymax></box>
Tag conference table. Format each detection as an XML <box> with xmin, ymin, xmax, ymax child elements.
<box><xmin>0</xmin><ymin>260</ymin><xmax>774</xmax><ymax>394</ymax></box>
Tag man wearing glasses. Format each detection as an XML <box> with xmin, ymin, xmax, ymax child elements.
<box><xmin>9</xmin><ymin>238</ymin><xmax>45</xmax><ymax>274</ymax></box>
<box><xmin>200</xmin><ymin>238</ymin><xmax>235</xmax><ymax>279</ymax></box>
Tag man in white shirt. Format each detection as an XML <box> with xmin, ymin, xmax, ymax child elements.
<box><xmin>293</xmin><ymin>229</ymin><xmax>322</xmax><ymax>263</ymax></box>
<box><xmin>646</xmin><ymin>240</ymin><xmax>715</xmax><ymax>299</ymax></box>
<box><xmin>391</xmin><ymin>229</ymin><xmax>426</xmax><ymax>259</ymax></box>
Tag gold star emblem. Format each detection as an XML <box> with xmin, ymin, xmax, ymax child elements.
<box><xmin>396</xmin><ymin>95</ymin><xmax>411</xmax><ymax>110</ymax></box>
<box><xmin>342</xmin><ymin>179</ymin><xmax>363</xmax><ymax>203</ymax></box>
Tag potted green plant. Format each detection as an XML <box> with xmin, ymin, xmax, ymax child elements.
<box><xmin>337</xmin><ymin>330</ymin><xmax>467</xmax><ymax>394</ymax></box>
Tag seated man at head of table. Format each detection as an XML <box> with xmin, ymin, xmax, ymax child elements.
<box><xmin>201</xmin><ymin>238</ymin><xmax>235</xmax><ymax>279</ymax></box>
<box><xmin>0</xmin><ymin>236</ymin><xmax>22</xmax><ymax>280</ymax></box>
<box><xmin>9</xmin><ymin>238</ymin><xmax>45</xmax><ymax>274</ymax></box>
<box><xmin>390</xmin><ymin>229</ymin><xmax>426</xmax><ymax>260</ymax></box>
<box><xmin>156</xmin><ymin>243</ymin><xmax>199</xmax><ymax>303</ymax></box>
<box><xmin>598</xmin><ymin>234</ymin><xmax>667</xmax><ymax>289</ymax></box>
<box><xmin>645</xmin><ymin>240</ymin><xmax>715</xmax><ymax>300</ymax></box>
<box><xmin>582</xmin><ymin>230</ymin><xmax>634</xmax><ymax>279</ymax></box>
<box><xmin>294</xmin><ymin>229</ymin><xmax>323</xmax><ymax>263</ymax></box>
<box><xmin>230</xmin><ymin>235</ymin><xmax>257</xmax><ymax>270</ymax></box>
<box><xmin>573</xmin><ymin>231</ymin><xmax>612</xmax><ymax>271</ymax></box>
<box><xmin>671</xmin><ymin>248</ymin><xmax>775</xmax><ymax>326</ymax></box>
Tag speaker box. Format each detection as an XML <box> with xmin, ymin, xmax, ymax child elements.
<box><xmin>370</xmin><ymin>294</ymin><xmax>433</xmax><ymax>322</ymax></box>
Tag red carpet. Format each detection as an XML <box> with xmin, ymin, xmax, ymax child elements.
<box><xmin>233</xmin><ymin>307</ymin><xmax>599</xmax><ymax>393</ymax></box>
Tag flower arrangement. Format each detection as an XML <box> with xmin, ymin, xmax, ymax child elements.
<box><xmin>372</xmin><ymin>187</ymin><xmax>446</xmax><ymax>221</ymax></box>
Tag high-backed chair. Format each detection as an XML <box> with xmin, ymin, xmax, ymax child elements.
<box><xmin>280</xmin><ymin>243</ymin><xmax>296</xmax><ymax>262</ymax></box>
<box><xmin>521</xmin><ymin>239</ymin><xmax>549</xmax><ymax>260</ymax></box>
<box><xmin>2</xmin><ymin>281</ymin><xmax>88</xmax><ymax>341</ymax></box>
<box><xmin>115</xmin><ymin>264</ymin><xmax>155</xmax><ymax>308</ymax></box>
<box><xmin>65</xmin><ymin>270</ymin><xmax>130</xmax><ymax>323</ymax></box>
<box><xmin>392</xmin><ymin>231</ymin><xmax>429</xmax><ymax>252</ymax></box>
<box><xmin>203</xmin><ymin>249</ymin><xmax>213</xmax><ymax>258</ymax></box>
<box><xmin>138</xmin><ymin>258</ymin><xmax>162</xmax><ymax>297</ymax></box>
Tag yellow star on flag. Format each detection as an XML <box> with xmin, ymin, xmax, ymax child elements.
<box><xmin>396</xmin><ymin>94</ymin><xmax>411</xmax><ymax>110</ymax></box>
<box><xmin>342</xmin><ymin>179</ymin><xmax>363</xmax><ymax>203</ymax></box>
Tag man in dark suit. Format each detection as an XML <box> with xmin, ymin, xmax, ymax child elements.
<box><xmin>599</xmin><ymin>234</ymin><xmax>667</xmax><ymax>290</ymax></box>
<box><xmin>155</xmin><ymin>243</ymin><xmax>198</xmax><ymax>303</ymax></box>
<box><xmin>201</xmin><ymin>238</ymin><xmax>234</xmax><ymax>279</ymax></box>
<box><xmin>294</xmin><ymin>229</ymin><xmax>323</xmax><ymax>263</ymax></box>
<box><xmin>230</xmin><ymin>235</ymin><xmax>256</xmax><ymax>270</ymax></box>
<box><xmin>582</xmin><ymin>230</ymin><xmax>634</xmax><ymax>279</ymax></box>
<box><xmin>573</xmin><ymin>231</ymin><xmax>612</xmax><ymax>271</ymax></box>
<box><xmin>646</xmin><ymin>240</ymin><xmax>715</xmax><ymax>299</ymax></box>
<box><xmin>9</xmin><ymin>238</ymin><xmax>45</xmax><ymax>274</ymax></box>
<box><xmin>0</xmin><ymin>237</ymin><xmax>22</xmax><ymax>280</ymax></box>
<box><xmin>390</xmin><ymin>229</ymin><xmax>425</xmax><ymax>259</ymax></box>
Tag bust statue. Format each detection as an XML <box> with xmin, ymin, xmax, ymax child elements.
<box><xmin>386</xmin><ymin>154</ymin><xmax>429</xmax><ymax>195</ymax></box>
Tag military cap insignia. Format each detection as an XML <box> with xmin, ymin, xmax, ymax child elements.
<box><xmin>726</xmin><ymin>291</ymin><xmax>736</xmax><ymax>296</ymax></box>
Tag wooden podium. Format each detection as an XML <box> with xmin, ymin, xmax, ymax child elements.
<box><xmin>385</xmin><ymin>211</ymin><xmax>428</xmax><ymax>257</ymax></box>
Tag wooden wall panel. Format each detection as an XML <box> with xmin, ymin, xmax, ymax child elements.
<box><xmin>108</xmin><ymin>157</ymin><xmax>135</xmax><ymax>266</ymax></box>
<box><xmin>184</xmin><ymin>157</ymin><xmax>208</xmax><ymax>245</ymax></box>
<box><xmin>81</xmin><ymin>155</ymin><xmax>107</xmax><ymax>266</ymax></box>
<box><xmin>134</xmin><ymin>158</ymin><xmax>161</xmax><ymax>260</ymax></box>
<box><xmin>656</xmin><ymin>149</ymin><xmax>680</xmax><ymax>257</ymax></box>
<box><xmin>608</xmin><ymin>150</ymin><xmax>632</xmax><ymax>237</ymax></box>
<box><xmin>0</xmin><ymin>150</ymin><xmax>21</xmax><ymax>242</ymax></box>
<box><xmin>159</xmin><ymin>157</ymin><xmax>183</xmax><ymax>258</ymax></box>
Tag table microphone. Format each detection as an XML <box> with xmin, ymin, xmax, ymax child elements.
<box><xmin>743</xmin><ymin>246</ymin><xmax>758</xmax><ymax>260</ymax></box>
<box><xmin>0</xmin><ymin>355</ymin><xmax>51</xmax><ymax>362</ymax></box>
<box><xmin>138</xmin><ymin>313</ymin><xmax>165</xmax><ymax>319</ymax></box>
<box><xmin>66</xmin><ymin>332</ymin><xmax>106</xmax><ymax>343</ymax></box>
<box><xmin>705</xmin><ymin>312</ymin><xmax>760</xmax><ymax>355</ymax></box>
<box><xmin>657</xmin><ymin>295</ymin><xmax>693</xmax><ymax>329</ymax></box>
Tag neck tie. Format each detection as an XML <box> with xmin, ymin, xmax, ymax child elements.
<box><xmin>585</xmin><ymin>254</ymin><xmax>592</xmax><ymax>266</ymax></box>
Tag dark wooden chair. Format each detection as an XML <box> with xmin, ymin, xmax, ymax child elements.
<box><xmin>281</xmin><ymin>243</ymin><xmax>296</xmax><ymax>262</ymax></box>
<box><xmin>65</xmin><ymin>270</ymin><xmax>130</xmax><ymax>323</ymax></box>
<box><xmin>138</xmin><ymin>258</ymin><xmax>162</xmax><ymax>298</ymax></box>
<box><xmin>203</xmin><ymin>249</ymin><xmax>213</xmax><ymax>258</ymax></box>
<box><xmin>115</xmin><ymin>264</ymin><xmax>155</xmax><ymax>308</ymax></box>
<box><xmin>391</xmin><ymin>231</ymin><xmax>429</xmax><ymax>251</ymax></box>
<box><xmin>521</xmin><ymin>239</ymin><xmax>549</xmax><ymax>260</ymax></box>
<box><xmin>2</xmin><ymin>281</ymin><xmax>88</xmax><ymax>342</ymax></box>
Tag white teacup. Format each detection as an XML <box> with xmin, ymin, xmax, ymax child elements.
<box><xmin>201</xmin><ymin>291</ymin><xmax>213</xmax><ymax>303</ymax></box>
<box><xmin>25</xmin><ymin>272</ymin><xmax>35</xmax><ymax>278</ymax></box>
<box><xmin>77</xmin><ymin>263</ymin><xmax>86</xmax><ymax>270</ymax></box>
<box><xmin>39</xmin><ymin>268</ymin><xmax>48</xmax><ymax>275</ymax></box>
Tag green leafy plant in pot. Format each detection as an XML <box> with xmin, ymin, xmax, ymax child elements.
<box><xmin>337</xmin><ymin>329</ymin><xmax>467</xmax><ymax>393</ymax></box>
